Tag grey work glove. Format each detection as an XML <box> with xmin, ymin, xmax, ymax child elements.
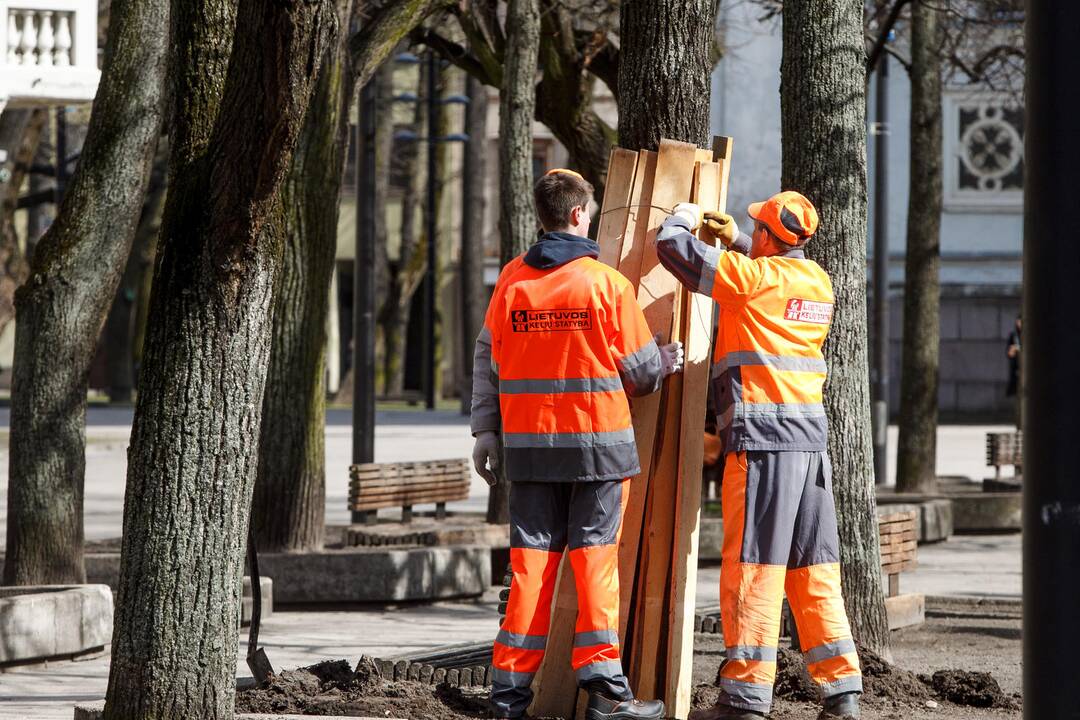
<box><xmin>655</xmin><ymin>333</ymin><xmax>685</xmax><ymax>377</ymax></box>
<box><xmin>472</xmin><ymin>431</ymin><xmax>501</xmax><ymax>487</ymax></box>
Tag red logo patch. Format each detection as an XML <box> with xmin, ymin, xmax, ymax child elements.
<box><xmin>784</xmin><ymin>298</ymin><xmax>833</xmax><ymax>324</ymax></box>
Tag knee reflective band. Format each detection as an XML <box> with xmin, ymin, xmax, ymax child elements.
<box><xmin>717</xmin><ymin>452</ymin><xmax>861</xmax><ymax>714</ymax></box>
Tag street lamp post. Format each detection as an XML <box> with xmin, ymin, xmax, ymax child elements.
<box><xmin>871</xmin><ymin>54</ymin><xmax>890</xmax><ymax>487</ymax></box>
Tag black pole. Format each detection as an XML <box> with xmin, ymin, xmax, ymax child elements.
<box><xmin>352</xmin><ymin>80</ymin><xmax>377</xmax><ymax>483</ymax></box>
<box><xmin>423</xmin><ymin>52</ymin><xmax>439</xmax><ymax>410</ymax></box>
<box><xmin>460</xmin><ymin>76</ymin><xmax>483</xmax><ymax>416</ymax></box>
<box><xmin>871</xmin><ymin>55</ymin><xmax>889</xmax><ymax>487</ymax></box>
<box><xmin>1023</xmin><ymin>3</ymin><xmax>1080</xmax><ymax>717</ymax></box>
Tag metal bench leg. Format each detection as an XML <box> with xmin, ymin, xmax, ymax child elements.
<box><xmin>352</xmin><ymin>510</ymin><xmax>377</xmax><ymax>526</ymax></box>
<box><xmin>402</xmin><ymin>505</ymin><xmax>413</xmax><ymax>523</ymax></box>
<box><xmin>435</xmin><ymin>502</ymin><xmax>446</xmax><ymax>520</ymax></box>
<box><xmin>888</xmin><ymin>573</ymin><xmax>899</xmax><ymax>598</ymax></box>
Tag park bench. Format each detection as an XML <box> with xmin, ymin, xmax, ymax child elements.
<box><xmin>348</xmin><ymin>459</ymin><xmax>470</xmax><ymax>525</ymax></box>
<box><xmin>879</xmin><ymin>509</ymin><xmax>924</xmax><ymax>630</ymax></box>
<box><xmin>986</xmin><ymin>431</ymin><xmax>1022</xmax><ymax>480</ymax></box>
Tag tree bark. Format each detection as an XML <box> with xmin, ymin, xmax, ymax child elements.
<box><xmin>103</xmin><ymin>0</ymin><xmax>333</xmax><ymax>716</ymax></box>
<box><xmin>459</xmin><ymin>72</ymin><xmax>488</xmax><ymax>414</ymax></box>
<box><xmin>3</xmin><ymin>0</ymin><xmax>170</xmax><ymax>586</ymax></box>
<box><xmin>618</xmin><ymin>0</ymin><xmax>712</xmax><ymax>150</ymax></box>
<box><xmin>254</xmin><ymin>0</ymin><xmax>355</xmax><ymax>553</ymax></box>
<box><xmin>487</xmin><ymin>0</ymin><xmax>539</xmax><ymax>523</ymax></box>
<box><xmin>105</xmin><ymin>136</ymin><xmax>169</xmax><ymax>403</ymax></box>
<box><xmin>381</xmin><ymin>61</ymin><xmax>428</xmax><ymax>397</ymax></box>
<box><xmin>779</xmin><ymin>0</ymin><xmax>891</xmax><ymax>655</ymax></box>
<box><xmin>896</xmin><ymin>0</ymin><xmax>942</xmax><ymax>495</ymax></box>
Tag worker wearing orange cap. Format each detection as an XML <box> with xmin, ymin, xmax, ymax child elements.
<box><xmin>472</xmin><ymin>168</ymin><xmax>680</xmax><ymax>720</ymax></box>
<box><xmin>656</xmin><ymin>192</ymin><xmax>862</xmax><ymax>720</ymax></box>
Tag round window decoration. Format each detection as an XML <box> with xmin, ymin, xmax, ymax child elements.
<box><xmin>958</xmin><ymin>104</ymin><xmax>1024</xmax><ymax>192</ymax></box>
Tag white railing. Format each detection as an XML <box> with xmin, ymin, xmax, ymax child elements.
<box><xmin>0</xmin><ymin>0</ymin><xmax>100</xmax><ymax>108</ymax></box>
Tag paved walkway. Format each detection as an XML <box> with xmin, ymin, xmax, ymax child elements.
<box><xmin>0</xmin><ymin>409</ymin><xmax>1021</xmax><ymax>718</ymax></box>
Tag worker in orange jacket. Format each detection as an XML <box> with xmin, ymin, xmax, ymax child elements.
<box><xmin>471</xmin><ymin>169</ymin><xmax>682</xmax><ymax>720</ymax></box>
<box><xmin>657</xmin><ymin>192</ymin><xmax>862</xmax><ymax>720</ymax></box>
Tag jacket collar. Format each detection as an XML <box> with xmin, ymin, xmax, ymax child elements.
<box><xmin>524</xmin><ymin>232</ymin><xmax>600</xmax><ymax>269</ymax></box>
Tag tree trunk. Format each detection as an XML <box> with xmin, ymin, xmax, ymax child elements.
<box><xmin>459</xmin><ymin>72</ymin><xmax>488</xmax><ymax>414</ymax></box>
<box><xmin>779</xmin><ymin>0</ymin><xmax>891</xmax><ymax>655</ymax></box>
<box><xmin>3</xmin><ymin>0</ymin><xmax>170</xmax><ymax>586</ymax></box>
<box><xmin>618</xmin><ymin>0</ymin><xmax>712</xmax><ymax>150</ymax></box>
<box><xmin>0</xmin><ymin>109</ymin><xmax>42</xmax><ymax>335</ymax></box>
<box><xmin>382</xmin><ymin>61</ymin><xmax>428</xmax><ymax>397</ymax></box>
<box><xmin>105</xmin><ymin>136</ymin><xmax>169</xmax><ymax>404</ymax></box>
<box><xmin>488</xmin><ymin>0</ymin><xmax>539</xmax><ymax>523</ymax></box>
<box><xmin>895</xmin><ymin>0</ymin><xmax>942</xmax><ymax>495</ymax></box>
<box><xmin>253</xmin><ymin>0</ymin><xmax>355</xmax><ymax>554</ymax></box>
<box><xmin>103</xmin><ymin>0</ymin><xmax>333</xmax><ymax>715</ymax></box>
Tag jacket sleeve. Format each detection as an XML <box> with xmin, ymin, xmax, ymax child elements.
<box><xmin>470</xmin><ymin>264</ymin><xmax>512</xmax><ymax>436</ymax></box>
<box><xmin>608</xmin><ymin>281</ymin><xmax>664</xmax><ymax>397</ymax></box>
<box><xmin>656</xmin><ymin>215</ymin><xmax>762</xmax><ymax>310</ymax></box>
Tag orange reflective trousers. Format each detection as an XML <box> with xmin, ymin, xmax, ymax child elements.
<box><xmin>718</xmin><ymin>451</ymin><xmax>862</xmax><ymax>714</ymax></box>
<box><xmin>491</xmin><ymin>479</ymin><xmax>632</xmax><ymax>718</ymax></box>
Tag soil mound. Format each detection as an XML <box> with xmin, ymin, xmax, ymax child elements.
<box><xmin>236</xmin><ymin>655</ymin><xmax>493</xmax><ymax>719</ymax></box>
<box><xmin>771</xmin><ymin>646</ymin><xmax>932</xmax><ymax>704</ymax></box>
<box><xmin>927</xmin><ymin>669</ymin><xmax>1017</xmax><ymax>709</ymax></box>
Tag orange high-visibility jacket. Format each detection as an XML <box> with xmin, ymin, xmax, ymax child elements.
<box><xmin>656</xmin><ymin>216</ymin><xmax>834</xmax><ymax>451</ymax></box>
<box><xmin>471</xmin><ymin>232</ymin><xmax>664</xmax><ymax>482</ymax></box>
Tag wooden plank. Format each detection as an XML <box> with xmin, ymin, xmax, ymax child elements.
<box><xmin>877</xmin><ymin>511</ymin><xmax>918</xmax><ymax>524</ymax></box>
<box><xmin>352</xmin><ymin>475</ymin><xmax>469</xmax><ymax>491</ymax></box>
<box><xmin>527</xmin><ymin>554</ymin><xmax>581</xmax><ymax>718</ymax></box>
<box><xmin>665</xmin><ymin>150</ymin><xmax>730</xmax><ymax>718</ymax></box>
<box><xmin>618</xmin><ymin>150</ymin><xmax>658</xmax><ymax>286</ymax></box>
<box><xmin>885</xmin><ymin>593</ymin><xmax>925</xmax><ymax>630</ymax></box>
<box><xmin>350</xmin><ymin>489</ymin><xmax>469</xmax><ymax>510</ymax></box>
<box><xmin>597</xmin><ymin>148</ymin><xmax>640</xmax><ymax>268</ymax></box>
<box><xmin>626</xmin><ymin>139</ymin><xmax>700</xmax><ymax>702</ymax></box>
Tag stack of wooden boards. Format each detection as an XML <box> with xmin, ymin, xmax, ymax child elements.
<box><xmin>530</xmin><ymin>137</ymin><xmax>734</xmax><ymax>720</ymax></box>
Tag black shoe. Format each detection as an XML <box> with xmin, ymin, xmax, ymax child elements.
<box><xmin>818</xmin><ymin>692</ymin><xmax>860</xmax><ymax>719</ymax></box>
<box><xmin>586</xmin><ymin>692</ymin><xmax>665</xmax><ymax>720</ymax></box>
<box><xmin>687</xmin><ymin>702</ymin><xmax>765</xmax><ymax>720</ymax></box>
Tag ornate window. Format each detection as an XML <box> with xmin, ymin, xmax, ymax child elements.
<box><xmin>944</xmin><ymin>90</ymin><xmax>1024</xmax><ymax>212</ymax></box>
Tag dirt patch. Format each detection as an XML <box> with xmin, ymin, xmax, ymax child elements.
<box><xmin>236</xmin><ymin>656</ymin><xmax>493</xmax><ymax>719</ymax></box>
<box><xmin>927</xmin><ymin>670</ymin><xmax>1017</xmax><ymax>710</ymax></box>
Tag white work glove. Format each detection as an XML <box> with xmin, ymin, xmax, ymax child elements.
<box><xmin>656</xmin><ymin>333</ymin><xmax>684</xmax><ymax>377</ymax></box>
<box><xmin>472</xmin><ymin>431</ymin><xmax>501</xmax><ymax>487</ymax></box>
<box><xmin>672</xmin><ymin>202</ymin><xmax>703</xmax><ymax>230</ymax></box>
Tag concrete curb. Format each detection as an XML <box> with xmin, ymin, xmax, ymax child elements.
<box><xmin>75</xmin><ymin>707</ymin><xmax>402</xmax><ymax>720</ymax></box>
<box><xmin>0</xmin><ymin>585</ymin><xmax>112</xmax><ymax>665</ymax></box>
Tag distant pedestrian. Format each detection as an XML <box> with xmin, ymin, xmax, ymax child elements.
<box><xmin>1005</xmin><ymin>315</ymin><xmax>1021</xmax><ymax>397</ymax></box>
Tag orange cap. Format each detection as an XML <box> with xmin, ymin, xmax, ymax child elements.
<box><xmin>545</xmin><ymin>168</ymin><xmax>585</xmax><ymax>181</ymax></box>
<box><xmin>747</xmin><ymin>191</ymin><xmax>819</xmax><ymax>245</ymax></box>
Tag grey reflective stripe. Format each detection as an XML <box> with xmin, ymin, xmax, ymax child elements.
<box><xmin>575</xmin><ymin>659</ymin><xmax>624</xmax><ymax>683</ymax></box>
<box><xmin>499</xmin><ymin>376</ymin><xmax>624</xmax><ymax>395</ymax></box>
<box><xmin>471</xmin><ymin>326</ymin><xmax>501</xmax><ymax>435</ymax></box>
<box><xmin>725</xmin><ymin>645</ymin><xmax>778</xmax><ymax>662</ymax></box>
<box><xmin>719</xmin><ymin>677</ymin><xmax>773</xmax><ymax>706</ymax></box>
<box><xmin>740</xmin><ymin>402</ymin><xmax>826</xmax><ymax>417</ymax></box>
<box><xmin>491</xmin><ymin>668</ymin><xmax>535</xmax><ymax>689</ymax></box>
<box><xmin>496</xmin><ymin>629</ymin><xmax>548</xmax><ymax>650</ymax></box>
<box><xmin>805</xmin><ymin>638</ymin><xmax>857</xmax><ymax>665</ymax></box>
<box><xmin>818</xmin><ymin>674</ymin><xmax>863</xmax><ymax>697</ymax></box>
<box><xmin>574</xmin><ymin>629</ymin><xmax>619</xmax><ymax>648</ymax></box>
<box><xmin>716</xmin><ymin>404</ymin><xmax>734</xmax><ymax>430</ymax></box>
<box><xmin>503</xmin><ymin>428</ymin><xmax>636</xmax><ymax>449</ymax></box>
<box><xmin>713</xmin><ymin>350</ymin><xmax>827</xmax><ymax>376</ymax></box>
<box><xmin>698</xmin><ymin>244</ymin><xmax>721</xmax><ymax>297</ymax></box>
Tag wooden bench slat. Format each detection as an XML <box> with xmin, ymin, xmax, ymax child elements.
<box><xmin>351</xmin><ymin>474</ymin><xmax>469</xmax><ymax>489</ymax></box>
<box><xmin>351</xmin><ymin>483</ymin><xmax>470</xmax><ymax>502</ymax></box>
<box><xmin>350</xmin><ymin>489</ymin><xmax>470</xmax><ymax>511</ymax></box>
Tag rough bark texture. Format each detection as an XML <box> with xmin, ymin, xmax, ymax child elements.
<box><xmin>103</xmin><ymin>0</ymin><xmax>334</xmax><ymax>716</ymax></box>
<box><xmin>381</xmin><ymin>62</ymin><xmax>428</xmax><ymax>397</ymax></box>
<box><xmin>3</xmin><ymin>0</ymin><xmax>170</xmax><ymax>586</ymax></box>
<box><xmin>618</xmin><ymin>0</ymin><xmax>712</xmax><ymax>151</ymax></box>
<box><xmin>253</xmin><ymin>0</ymin><xmax>355</xmax><ymax>554</ymax></box>
<box><xmin>488</xmin><ymin>0</ymin><xmax>539</xmax><ymax>524</ymax></box>
<box><xmin>349</xmin><ymin>0</ymin><xmax>450</xmax><ymax>87</ymax></box>
<box><xmin>459</xmin><ymin>72</ymin><xmax>488</xmax><ymax>414</ymax></box>
<box><xmin>0</xmin><ymin>110</ymin><xmax>43</xmax><ymax>335</ymax></box>
<box><xmin>779</xmin><ymin>0</ymin><xmax>891</xmax><ymax>655</ymax></box>
<box><xmin>105</xmin><ymin>137</ymin><xmax>169</xmax><ymax>403</ymax></box>
<box><xmin>895</xmin><ymin>0</ymin><xmax>942</xmax><ymax>495</ymax></box>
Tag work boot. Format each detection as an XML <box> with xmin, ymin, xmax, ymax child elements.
<box><xmin>818</xmin><ymin>692</ymin><xmax>861</xmax><ymax>719</ymax></box>
<box><xmin>687</xmin><ymin>702</ymin><xmax>765</xmax><ymax>720</ymax></box>
<box><xmin>585</xmin><ymin>691</ymin><xmax>665</xmax><ymax>720</ymax></box>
